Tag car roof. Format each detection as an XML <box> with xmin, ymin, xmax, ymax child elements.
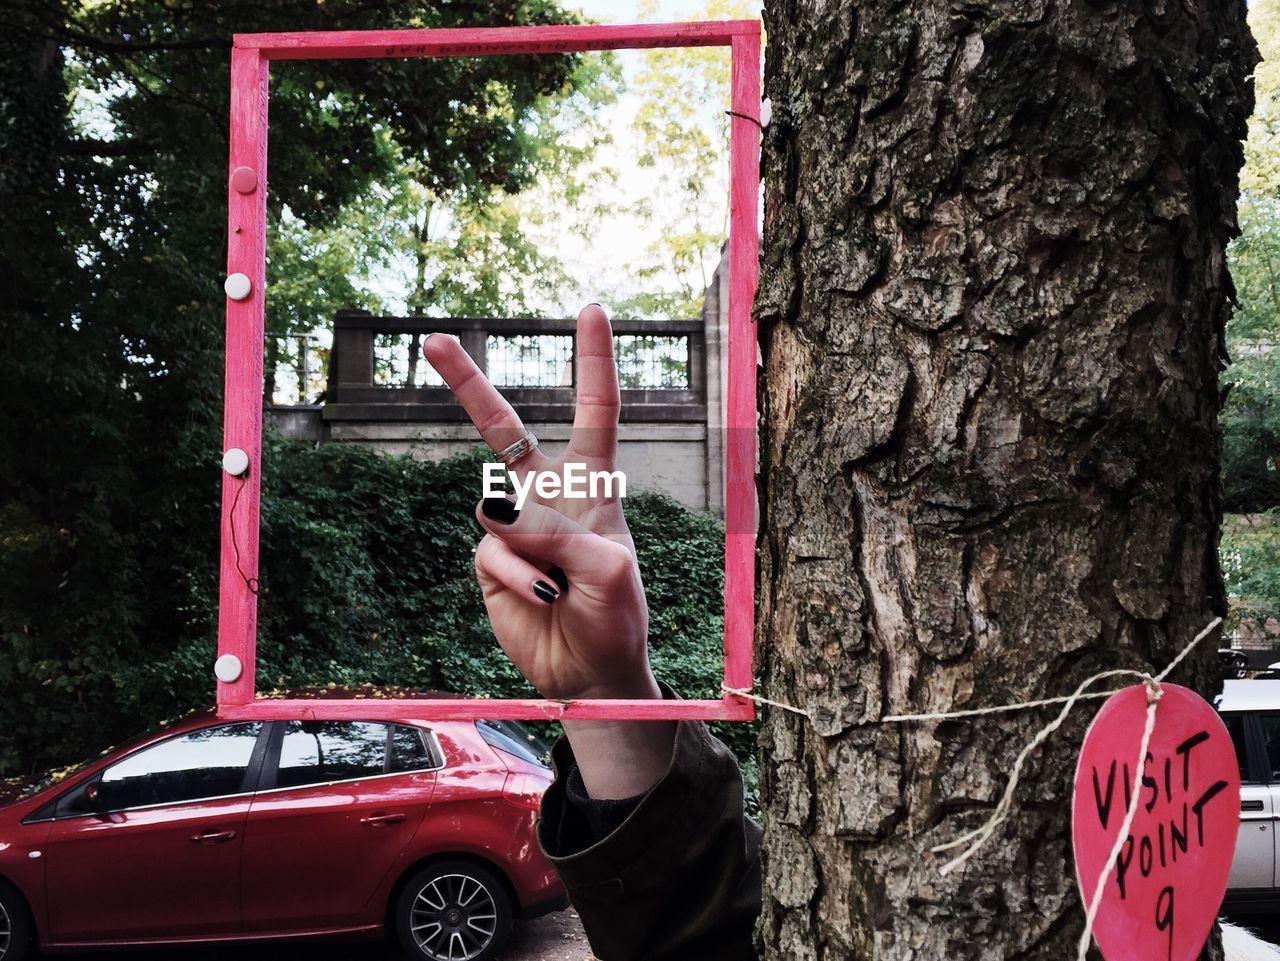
<box><xmin>1219</xmin><ymin>679</ymin><xmax>1280</xmax><ymax>713</ymax></box>
<box><xmin>158</xmin><ymin>686</ymin><xmax>474</xmax><ymax>734</ymax></box>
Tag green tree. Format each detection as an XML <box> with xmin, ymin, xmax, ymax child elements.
<box><xmin>1222</xmin><ymin>0</ymin><xmax>1280</xmax><ymax>632</ymax></box>
<box><xmin>609</xmin><ymin>0</ymin><xmax>753</xmax><ymax>319</ymax></box>
<box><xmin>1225</xmin><ymin>0</ymin><xmax>1280</xmax><ymax>514</ymax></box>
<box><xmin>1222</xmin><ymin>513</ymin><xmax>1280</xmax><ymax>623</ymax></box>
<box><xmin>263</xmin><ymin>51</ymin><xmax>619</xmax><ymax>394</ymax></box>
<box><xmin>0</xmin><ymin>0</ymin><xmax>596</xmax><ymax>775</ymax></box>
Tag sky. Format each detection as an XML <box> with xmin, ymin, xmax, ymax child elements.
<box><xmin>572</xmin><ymin>0</ymin><xmax>711</xmax><ymax>21</ymax></box>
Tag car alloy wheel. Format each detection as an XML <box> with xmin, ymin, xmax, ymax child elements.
<box><xmin>412</xmin><ymin>874</ymin><xmax>497</xmax><ymax>961</ymax></box>
<box><xmin>0</xmin><ymin>882</ymin><xmax>33</xmax><ymax>961</ymax></box>
<box><xmin>404</xmin><ymin>867</ymin><xmax>510</xmax><ymax>961</ymax></box>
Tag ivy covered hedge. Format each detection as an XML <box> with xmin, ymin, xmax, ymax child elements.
<box><xmin>0</xmin><ymin>437</ymin><xmax>755</xmax><ymax>797</ymax></box>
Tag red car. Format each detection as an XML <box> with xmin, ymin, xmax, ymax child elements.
<box><xmin>0</xmin><ymin>696</ymin><xmax>566</xmax><ymax>961</ymax></box>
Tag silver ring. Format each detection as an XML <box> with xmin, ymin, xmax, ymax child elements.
<box><xmin>493</xmin><ymin>432</ymin><xmax>538</xmax><ymax>466</ymax></box>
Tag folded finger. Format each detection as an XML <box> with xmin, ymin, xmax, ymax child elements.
<box><xmin>475</xmin><ymin>497</ymin><xmax>629</xmax><ymax>578</ymax></box>
<box><xmin>475</xmin><ymin>534</ymin><xmax>561</xmax><ymax>605</ymax></box>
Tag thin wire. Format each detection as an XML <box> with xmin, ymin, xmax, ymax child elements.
<box><xmin>724</xmin><ymin>109</ymin><xmax>764</xmax><ymax>129</ymax></box>
<box><xmin>229</xmin><ymin>478</ymin><xmax>259</xmax><ymax>595</ymax></box>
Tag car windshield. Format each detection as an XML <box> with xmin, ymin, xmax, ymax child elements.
<box><xmin>0</xmin><ymin>712</ymin><xmax>200</xmax><ymax>805</ymax></box>
<box><xmin>476</xmin><ymin>719</ymin><xmax>552</xmax><ymax>768</ymax></box>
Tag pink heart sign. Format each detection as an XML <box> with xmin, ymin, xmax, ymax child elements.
<box><xmin>1072</xmin><ymin>683</ymin><xmax>1240</xmax><ymax>961</ymax></box>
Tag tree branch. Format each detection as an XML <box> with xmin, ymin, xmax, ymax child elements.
<box><xmin>63</xmin><ymin>137</ymin><xmax>145</xmax><ymax>158</ymax></box>
<box><xmin>1</xmin><ymin>19</ymin><xmax>227</xmax><ymax>54</ymax></box>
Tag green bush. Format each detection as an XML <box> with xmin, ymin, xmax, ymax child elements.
<box><xmin>0</xmin><ymin>437</ymin><xmax>756</xmax><ymax>803</ymax></box>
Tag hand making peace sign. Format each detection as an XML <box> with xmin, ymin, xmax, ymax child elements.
<box><xmin>422</xmin><ymin>304</ymin><xmax>660</xmax><ymax>705</ymax></box>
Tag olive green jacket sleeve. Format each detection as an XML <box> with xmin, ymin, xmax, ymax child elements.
<box><xmin>536</xmin><ymin>693</ymin><xmax>762</xmax><ymax>961</ymax></box>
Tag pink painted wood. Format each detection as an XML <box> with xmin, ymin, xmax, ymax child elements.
<box><xmin>723</xmin><ymin>29</ymin><xmax>761</xmax><ymax>708</ymax></box>
<box><xmin>220</xmin><ymin>21</ymin><xmax>761</xmax><ymax>723</ymax></box>
<box><xmin>218</xmin><ymin>44</ymin><xmax>269</xmax><ymax>709</ymax></box>
<box><xmin>220</xmin><ymin>697</ymin><xmax>744</xmax><ymax>722</ymax></box>
<box><xmin>235</xmin><ymin>21</ymin><xmax>758</xmax><ymax>60</ymax></box>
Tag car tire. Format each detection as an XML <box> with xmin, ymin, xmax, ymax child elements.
<box><xmin>396</xmin><ymin>859</ymin><xmax>514</xmax><ymax>961</ymax></box>
<box><xmin>0</xmin><ymin>880</ymin><xmax>34</xmax><ymax>961</ymax></box>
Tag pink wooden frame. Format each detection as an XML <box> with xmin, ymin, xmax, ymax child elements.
<box><xmin>219</xmin><ymin>20</ymin><xmax>760</xmax><ymax>722</ymax></box>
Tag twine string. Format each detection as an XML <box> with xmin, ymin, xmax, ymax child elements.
<box><xmin>721</xmin><ymin>684</ymin><xmax>812</xmax><ymax>718</ymax></box>
<box><xmin>723</xmin><ymin>618</ymin><xmax>1222</xmax><ymax>950</ymax></box>
<box><xmin>899</xmin><ymin>618</ymin><xmax>1221</xmax><ymax>874</ymax></box>
<box><xmin>1075</xmin><ymin>677</ymin><xmax>1163</xmax><ymax>961</ymax></box>
<box><xmin>881</xmin><ymin>617</ymin><xmax>1218</xmax><ymax>725</ymax></box>
<box><xmin>723</xmin><ymin>618</ymin><xmax>1222</xmax><ymax>877</ymax></box>
<box><xmin>926</xmin><ymin>666</ymin><xmax>1153</xmax><ymax>874</ymax></box>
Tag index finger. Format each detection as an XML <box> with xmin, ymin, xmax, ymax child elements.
<box><xmin>422</xmin><ymin>334</ymin><xmax>548</xmax><ymax>472</ymax></box>
<box><xmin>568</xmin><ymin>303</ymin><xmax>620</xmax><ymax>463</ymax></box>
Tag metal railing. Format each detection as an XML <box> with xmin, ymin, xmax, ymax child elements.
<box><xmin>320</xmin><ymin>312</ymin><xmax>707</xmax><ymax>423</ymax></box>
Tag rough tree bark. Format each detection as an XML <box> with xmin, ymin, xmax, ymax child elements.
<box><xmin>756</xmin><ymin>2</ymin><xmax>1256</xmax><ymax>959</ymax></box>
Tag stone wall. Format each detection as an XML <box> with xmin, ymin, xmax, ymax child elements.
<box><xmin>265</xmin><ymin>254</ymin><xmax>731</xmax><ymax>514</ymax></box>
<box><xmin>265</xmin><ymin>411</ymin><xmax>715</xmax><ymax>511</ymax></box>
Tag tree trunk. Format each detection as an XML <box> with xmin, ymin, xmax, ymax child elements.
<box><xmin>264</xmin><ymin>334</ymin><xmax>280</xmax><ymax>404</ymax></box>
<box><xmin>755</xmin><ymin>3</ymin><xmax>1256</xmax><ymax>959</ymax></box>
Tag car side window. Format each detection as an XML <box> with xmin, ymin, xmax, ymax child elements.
<box><xmin>95</xmin><ymin>723</ymin><xmax>264</xmax><ymax>811</ymax></box>
<box><xmin>476</xmin><ymin>719</ymin><xmax>552</xmax><ymax>768</ymax></box>
<box><xmin>1222</xmin><ymin>713</ymin><xmax>1255</xmax><ymax>783</ymax></box>
<box><xmin>1258</xmin><ymin>715</ymin><xmax>1280</xmax><ymax>781</ymax></box>
<box><xmin>276</xmin><ymin>721</ymin><xmax>388</xmax><ymax>788</ymax></box>
<box><xmin>390</xmin><ymin>726</ymin><xmax>437</xmax><ymax>773</ymax></box>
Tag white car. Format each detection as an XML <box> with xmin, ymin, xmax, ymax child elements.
<box><xmin>1219</xmin><ymin>679</ymin><xmax>1280</xmax><ymax>912</ymax></box>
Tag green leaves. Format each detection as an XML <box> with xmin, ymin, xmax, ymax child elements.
<box><xmin>1225</xmin><ymin>13</ymin><xmax>1280</xmax><ymax>514</ymax></box>
<box><xmin>609</xmin><ymin>0</ymin><xmax>754</xmax><ymax>319</ymax></box>
<box><xmin>1223</xmin><ymin>3</ymin><xmax>1280</xmax><ymax>630</ymax></box>
<box><xmin>0</xmin><ymin>436</ymin><xmax>750</xmax><ymax>782</ymax></box>
<box><xmin>1223</xmin><ymin>513</ymin><xmax>1280</xmax><ymax>624</ymax></box>
<box><xmin>0</xmin><ymin>0</ymin><xmax>603</xmax><ymax>776</ymax></box>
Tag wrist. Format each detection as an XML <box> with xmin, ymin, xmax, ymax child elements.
<box><xmin>561</xmin><ymin>717</ymin><xmax>677</xmax><ymax>800</ymax></box>
<box><xmin>568</xmin><ymin>668</ymin><xmax>662</xmax><ymax>703</ymax></box>
<box><xmin>559</xmin><ymin>670</ymin><xmax>675</xmax><ymax>801</ymax></box>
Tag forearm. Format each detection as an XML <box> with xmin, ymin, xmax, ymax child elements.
<box><xmin>539</xmin><ymin>698</ymin><xmax>762</xmax><ymax>961</ymax></box>
<box><xmin>560</xmin><ymin>669</ymin><xmax>677</xmax><ymax>800</ymax></box>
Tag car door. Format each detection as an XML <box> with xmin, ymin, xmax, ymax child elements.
<box><xmin>240</xmin><ymin>720</ymin><xmax>438</xmax><ymax>933</ymax></box>
<box><xmin>1225</xmin><ymin>711</ymin><xmax>1275</xmax><ymax>891</ymax></box>
<box><xmin>43</xmin><ymin>722</ymin><xmax>267</xmax><ymax>943</ymax></box>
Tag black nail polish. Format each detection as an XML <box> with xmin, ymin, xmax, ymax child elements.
<box><xmin>532</xmin><ymin>580</ymin><xmax>559</xmax><ymax>604</ymax></box>
<box><xmin>482</xmin><ymin>497</ymin><xmax>519</xmax><ymax>524</ymax></box>
<box><xmin>547</xmin><ymin>565</ymin><xmax>569</xmax><ymax>593</ymax></box>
